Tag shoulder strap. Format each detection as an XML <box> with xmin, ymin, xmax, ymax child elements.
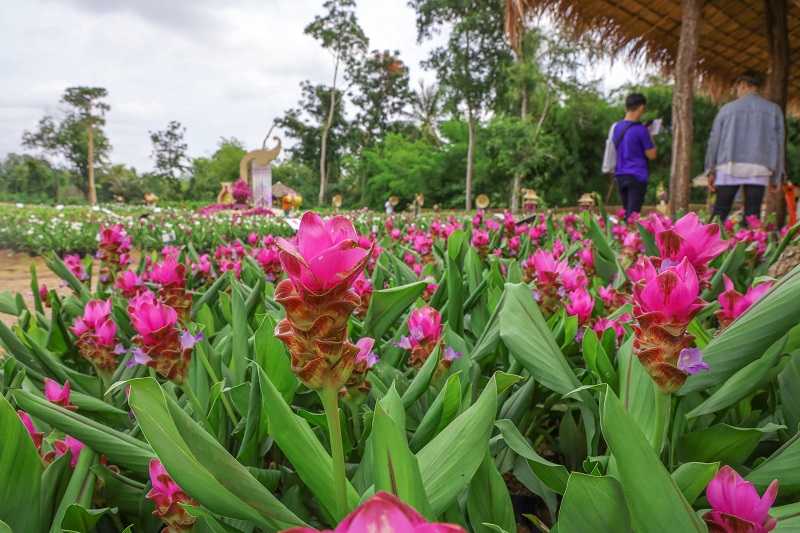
<box><xmin>614</xmin><ymin>122</ymin><xmax>638</xmax><ymax>148</ymax></box>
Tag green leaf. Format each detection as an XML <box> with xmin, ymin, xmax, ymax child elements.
<box><xmin>686</xmin><ymin>335</ymin><xmax>787</xmax><ymax>418</ymax></box>
<box><xmin>61</xmin><ymin>505</ymin><xmax>117</xmax><ymax>533</ymax></box>
<box><xmin>637</xmin><ymin>222</ymin><xmax>659</xmax><ymax>258</ymax></box>
<box><xmin>0</xmin><ymin>520</ymin><xmax>11</xmax><ymax>533</ymax></box>
<box><xmin>446</xmin><ymin>255</ymin><xmax>465</xmax><ymax>336</ymax></box>
<box><xmin>372</xmin><ymin>401</ymin><xmax>434</xmax><ymax>518</ymax></box>
<box><xmin>671</xmin><ymin>462</ymin><xmax>719</xmax><ymax>505</ymax></box>
<box><xmin>601</xmin><ymin>389</ymin><xmax>706</xmax><ymax>532</ymax></box>
<box><xmin>255</xmin><ymin>366</ymin><xmax>360</xmax><ymax>523</ymax></box>
<box><xmin>127</xmin><ymin>377</ymin><xmax>304</xmax><ymax>530</ymax></box>
<box><xmin>681</xmin><ymin>265</ymin><xmax>800</xmax><ymax>394</ymax></box>
<box><xmin>408</xmin><ymin>372</ymin><xmax>461</xmax><ymax>453</ymax></box>
<box><xmin>253</xmin><ymin>314</ymin><xmax>296</xmax><ymax>405</ymax></box>
<box><xmin>617</xmin><ymin>338</ymin><xmax>658</xmax><ymax>442</ymax></box>
<box><xmin>230</xmin><ymin>280</ymin><xmax>249</xmax><ymax>385</ymax></box>
<box><xmin>746</xmin><ymin>431</ymin><xmax>800</xmax><ymax>495</ymax></box>
<box><xmin>467</xmin><ymin>451</ymin><xmax>517</xmax><ymax>533</ymax></box>
<box><xmin>558</xmin><ymin>473</ymin><xmax>632</xmax><ymax>533</ymax></box>
<box><xmin>772</xmin><ymin>501</ymin><xmax>800</xmax><ymax>531</ymax></box>
<box><xmin>417</xmin><ymin>375</ymin><xmax>498</xmax><ymax>515</ymax></box>
<box><xmin>677</xmin><ymin>423</ymin><xmax>784</xmax><ymax>465</ymax></box>
<box><xmin>499</xmin><ymin>283</ymin><xmax>581</xmax><ymax>396</ymax></box>
<box><xmin>0</xmin><ymin>393</ymin><xmax>41</xmax><ymax>533</ymax></box>
<box><xmin>14</xmin><ymin>390</ymin><xmax>154</xmax><ymax>475</ymax></box>
<box><xmin>779</xmin><ymin>354</ymin><xmax>800</xmax><ymax>436</ymax></box>
<box><xmin>495</xmin><ymin>419</ymin><xmax>568</xmax><ymax>495</ymax></box>
<box><xmin>401</xmin><ymin>344</ymin><xmax>439</xmax><ymax>409</ymax></box>
<box><xmin>362</xmin><ymin>280</ymin><xmax>428</xmax><ymax>340</ymax></box>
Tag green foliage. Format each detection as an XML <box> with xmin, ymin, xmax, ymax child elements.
<box><xmin>186</xmin><ymin>138</ymin><xmax>246</xmax><ymax>202</ymax></box>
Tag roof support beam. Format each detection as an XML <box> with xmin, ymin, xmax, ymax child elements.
<box><xmin>765</xmin><ymin>0</ymin><xmax>789</xmax><ymax>227</ymax></box>
<box><xmin>669</xmin><ymin>0</ymin><xmax>704</xmax><ymax>216</ymax></box>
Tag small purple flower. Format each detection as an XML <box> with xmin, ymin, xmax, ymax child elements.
<box><xmin>658</xmin><ymin>258</ymin><xmax>676</xmax><ymax>273</ymax></box>
<box><xmin>114</xmin><ymin>343</ymin><xmax>127</xmax><ymax>355</ymax></box>
<box><xmin>127</xmin><ymin>347</ymin><xmax>152</xmax><ymax>367</ymax></box>
<box><xmin>443</xmin><ymin>346</ymin><xmax>462</xmax><ymax>362</ymax></box>
<box><xmin>394</xmin><ymin>336</ymin><xmax>414</xmax><ymax>350</ymax></box>
<box><xmin>180</xmin><ymin>330</ymin><xmax>203</xmax><ymax>351</ymax></box>
<box><xmin>677</xmin><ymin>347</ymin><xmax>709</xmax><ymax>374</ymax></box>
<box><xmin>532</xmin><ymin>289</ymin><xmax>542</xmax><ymax>303</ymax></box>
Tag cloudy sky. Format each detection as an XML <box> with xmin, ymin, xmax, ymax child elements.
<box><xmin>1</xmin><ymin>0</ymin><xmax>648</xmax><ymax>172</ymax></box>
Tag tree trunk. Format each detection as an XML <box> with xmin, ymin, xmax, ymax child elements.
<box><xmin>764</xmin><ymin>0</ymin><xmax>789</xmax><ymax>227</ymax></box>
<box><xmin>511</xmin><ymin>85</ymin><xmax>529</xmax><ymax>213</ymax></box>
<box><xmin>466</xmin><ymin>107</ymin><xmax>475</xmax><ymax>211</ymax></box>
<box><xmin>669</xmin><ymin>0</ymin><xmax>703</xmax><ymax>217</ymax></box>
<box><xmin>87</xmin><ymin>121</ymin><xmax>97</xmax><ymax>205</ymax></box>
<box><xmin>319</xmin><ymin>61</ymin><xmax>340</xmax><ymax>206</ymax></box>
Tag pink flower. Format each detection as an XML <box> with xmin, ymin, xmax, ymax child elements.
<box><xmin>276</xmin><ymin>212</ymin><xmax>371</xmax><ymax>294</ymax></box>
<box><xmin>151</xmin><ymin>255</ymin><xmax>186</xmax><ymax>287</ymax></box>
<box><xmin>395</xmin><ymin>306</ymin><xmax>444</xmax><ymax>369</ymax></box>
<box><xmin>44</xmin><ymin>378</ymin><xmax>76</xmax><ymax>411</ymax></box>
<box><xmin>116</xmin><ymin>269</ymin><xmax>143</xmax><ymax>298</ymax></box>
<box><xmin>561</xmin><ymin>267</ymin><xmax>588</xmax><ymax>292</ymax></box>
<box><xmin>471</xmin><ymin>229</ymin><xmax>489</xmax><ymax>248</ymax></box>
<box><xmin>130</xmin><ymin>301</ymin><xmax>178</xmax><ymax>343</ymax></box>
<box><xmin>151</xmin><ymin>256</ymin><xmax>191</xmax><ymax>324</ymax></box>
<box><xmin>593</xmin><ymin>314</ymin><xmax>631</xmax><ymax>342</ymax></box>
<box><xmin>54</xmin><ymin>435</ymin><xmax>85</xmax><ymax>468</ymax></box>
<box><xmin>146</xmin><ymin>459</ymin><xmax>199</xmax><ymax>532</ymax></box>
<box><xmin>129</xmin><ymin>300</ymin><xmax>194</xmax><ymax>384</ymax></box>
<box><xmin>702</xmin><ymin>466</ymin><xmax>778</xmax><ymax>533</ymax></box>
<box><xmin>64</xmin><ymin>253</ymin><xmax>88</xmax><ymax>281</ymax></box>
<box><xmin>18</xmin><ymin>411</ymin><xmax>43</xmax><ymax>452</ymax></box>
<box><xmin>282</xmin><ymin>491</ymin><xmax>466</xmax><ymax>533</ymax></box>
<box><xmin>531</xmin><ymin>249</ymin><xmax>567</xmax><ymax>284</ymax></box>
<box><xmin>632</xmin><ymin>257</ymin><xmax>705</xmax><ymax>326</ymax></box>
<box><xmin>248</xmin><ymin>232</ymin><xmax>259</xmax><ymax>245</ymax></box>
<box><xmin>654</xmin><ymin>213</ymin><xmax>729</xmax><ymax>275</ymax></box>
<box><xmin>81</xmin><ymin>299</ymin><xmax>113</xmax><ymax>330</ymax></box>
<box><xmin>354</xmin><ymin>337</ymin><xmax>379</xmax><ymax>369</ymax></box>
<box><xmin>578</xmin><ymin>248</ymin><xmax>594</xmax><ymax>269</ymax></box>
<box><xmin>254</xmin><ymin>247</ymin><xmax>283</xmax><ymax>282</ymax></box>
<box><xmin>716</xmin><ymin>276</ymin><xmax>773</xmax><ymax>329</ymax></box>
<box><xmin>564</xmin><ymin>288</ymin><xmax>594</xmax><ymax>325</ymax></box>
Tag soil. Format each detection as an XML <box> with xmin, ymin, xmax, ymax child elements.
<box><xmin>0</xmin><ymin>251</ymin><xmax>77</xmax><ymax>329</ymax></box>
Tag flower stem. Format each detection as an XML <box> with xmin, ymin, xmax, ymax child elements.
<box><xmin>195</xmin><ymin>343</ymin><xmax>239</xmax><ymax>425</ymax></box>
<box><xmin>650</xmin><ymin>383</ymin><xmax>671</xmax><ymax>455</ymax></box>
<box><xmin>180</xmin><ymin>382</ymin><xmax>209</xmax><ymax>428</ymax></box>
<box><xmin>320</xmin><ymin>386</ymin><xmax>348</xmax><ymax>522</ymax></box>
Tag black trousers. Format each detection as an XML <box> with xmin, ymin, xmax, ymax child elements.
<box><xmin>712</xmin><ymin>184</ymin><xmax>765</xmax><ymax>225</ymax></box>
<box><xmin>616</xmin><ymin>174</ymin><xmax>647</xmax><ymax>221</ymax></box>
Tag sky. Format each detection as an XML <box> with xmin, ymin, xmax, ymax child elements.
<box><xmin>0</xmin><ymin>0</ymin><xmax>650</xmax><ymax>172</ymax></box>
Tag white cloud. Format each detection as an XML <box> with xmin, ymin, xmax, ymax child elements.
<box><xmin>1</xmin><ymin>0</ymin><xmax>648</xmax><ymax>174</ymax></box>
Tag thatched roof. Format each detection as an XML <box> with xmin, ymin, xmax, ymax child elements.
<box><xmin>272</xmin><ymin>181</ymin><xmax>292</xmax><ymax>198</ymax></box>
<box><xmin>508</xmin><ymin>0</ymin><xmax>800</xmax><ymax>105</ymax></box>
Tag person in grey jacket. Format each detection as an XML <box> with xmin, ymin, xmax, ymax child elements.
<box><xmin>705</xmin><ymin>70</ymin><xmax>785</xmax><ymax>225</ymax></box>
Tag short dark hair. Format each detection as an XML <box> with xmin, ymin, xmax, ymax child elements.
<box><xmin>735</xmin><ymin>70</ymin><xmax>764</xmax><ymax>87</ymax></box>
<box><xmin>625</xmin><ymin>93</ymin><xmax>647</xmax><ymax>111</ymax></box>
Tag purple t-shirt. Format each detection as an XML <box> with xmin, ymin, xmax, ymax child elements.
<box><xmin>613</xmin><ymin>121</ymin><xmax>654</xmax><ymax>182</ymax></box>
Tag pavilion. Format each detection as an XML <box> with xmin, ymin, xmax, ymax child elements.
<box><xmin>506</xmin><ymin>0</ymin><xmax>798</xmax><ymax>225</ymax></box>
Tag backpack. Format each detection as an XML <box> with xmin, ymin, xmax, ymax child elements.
<box><xmin>601</xmin><ymin>121</ymin><xmax>637</xmax><ymax>174</ymax></box>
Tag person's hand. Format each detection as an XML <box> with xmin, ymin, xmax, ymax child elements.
<box><xmin>707</xmin><ymin>173</ymin><xmax>716</xmax><ymax>193</ymax></box>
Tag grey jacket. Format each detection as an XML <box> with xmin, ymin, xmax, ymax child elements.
<box><xmin>704</xmin><ymin>93</ymin><xmax>786</xmax><ymax>185</ymax></box>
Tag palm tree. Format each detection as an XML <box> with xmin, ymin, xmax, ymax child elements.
<box><xmin>505</xmin><ymin>0</ymin><xmax>536</xmax><ymax>51</ymax></box>
<box><xmin>407</xmin><ymin>80</ymin><xmax>443</xmax><ymax>146</ymax></box>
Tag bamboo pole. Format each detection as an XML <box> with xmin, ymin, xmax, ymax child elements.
<box><xmin>669</xmin><ymin>0</ymin><xmax>704</xmax><ymax>217</ymax></box>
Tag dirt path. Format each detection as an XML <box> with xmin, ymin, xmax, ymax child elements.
<box><xmin>0</xmin><ymin>251</ymin><xmax>75</xmax><ymax>328</ymax></box>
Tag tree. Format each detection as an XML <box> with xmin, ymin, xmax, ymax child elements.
<box><xmin>150</xmin><ymin>121</ymin><xmax>191</xmax><ymax>180</ymax></box>
<box><xmin>304</xmin><ymin>0</ymin><xmax>368</xmax><ymax>205</ymax></box>
<box><xmin>23</xmin><ymin>87</ymin><xmax>111</xmax><ymax>203</ymax></box>
<box><xmin>187</xmin><ymin>138</ymin><xmax>247</xmax><ymax>201</ymax></box>
<box><xmin>407</xmin><ymin>80</ymin><xmax>444</xmax><ymax>146</ymax></box>
<box><xmin>277</xmin><ymin>82</ymin><xmax>352</xmax><ymax>198</ymax></box>
<box><xmin>351</xmin><ymin>50</ymin><xmax>412</xmax><ymax>143</ymax></box>
<box><xmin>411</xmin><ymin>0</ymin><xmax>513</xmax><ymax>209</ymax></box>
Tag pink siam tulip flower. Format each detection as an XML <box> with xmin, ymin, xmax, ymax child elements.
<box><xmin>654</xmin><ymin>213</ymin><xmax>729</xmax><ymax>277</ymax></box>
<box><xmin>552</xmin><ymin>238</ymin><xmax>566</xmax><ymax>258</ymax></box>
<box><xmin>38</xmin><ymin>284</ymin><xmax>50</xmax><ymax>307</ymax></box>
<box><xmin>248</xmin><ymin>232</ymin><xmax>259</xmax><ymax>245</ymax></box>
<box><xmin>531</xmin><ymin>249</ymin><xmax>568</xmax><ymax>285</ymax></box>
<box><xmin>129</xmin><ymin>300</ymin><xmax>198</xmax><ymax>385</ymax></box>
<box><xmin>146</xmin><ymin>459</ymin><xmax>199</xmax><ymax>533</ymax></box>
<box><xmin>471</xmin><ymin>229</ymin><xmax>490</xmax><ymax>258</ymax></box>
<box><xmin>528</xmin><ymin>223</ymin><xmax>547</xmax><ymax>243</ymax></box>
<box><xmin>394</xmin><ymin>306</ymin><xmax>449</xmax><ymax>370</ymax></box>
<box><xmin>151</xmin><ymin>256</ymin><xmax>192</xmax><ymax>325</ymax></box>
<box><xmin>273</xmin><ymin>213</ymin><xmax>373</xmax><ymax>391</ymax></box>
<box><xmin>508</xmin><ymin>236</ymin><xmax>520</xmax><ymax>257</ymax></box>
<box><xmin>503</xmin><ymin>211</ymin><xmax>516</xmax><ymax>237</ymax></box>
<box><xmin>619</xmin><ymin>232</ymin><xmax>643</xmax><ymax>269</ymax></box>
<box><xmin>70</xmin><ymin>299</ymin><xmax>120</xmax><ymax>380</ymax></box>
<box><xmin>282</xmin><ymin>491</ymin><xmax>466</xmax><ymax>533</ymax></box>
<box><xmin>54</xmin><ymin>435</ymin><xmax>85</xmax><ymax>468</ymax></box>
<box><xmin>702</xmin><ymin>466</ymin><xmax>778</xmax><ymax>533</ymax></box>
<box><xmin>716</xmin><ymin>276</ymin><xmax>773</xmax><ymax>330</ymax></box>
<box><xmin>593</xmin><ymin>313</ymin><xmax>632</xmax><ymax>343</ymax></box>
<box><xmin>485</xmin><ymin>218</ymin><xmax>501</xmax><ymax>232</ymax></box>
<box><xmin>524</xmin><ymin>249</ymin><xmax>568</xmax><ymax>317</ymax></box>
<box><xmin>422</xmin><ymin>282</ymin><xmax>437</xmax><ymax>303</ymax></box>
<box><xmin>116</xmin><ymin>269</ymin><xmax>144</xmax><ymax>298</ymax></box>
<box><xmin>254</xmin><ymin>247</ymin><xmax>283</xmax><ymax>283</ymax></box>
<box><xmin>597</xmin><ymin>285</ymin><xmax>628</xmax><ymax>313</ymax></box>
<box><xmin>18</xmin><ymin>411</ymin><xmax>43</xmax><ymax>452</ymax></box>
<box><xmin>391</xmin><ymin>228</ymin><xmax>401</xmax><ymax>240</ymax></box>
<box><xmin>45</xmin><ymin>378</ymin><xmax>77</xmax><ymax>411</ymax></box>
<box><xmin>631</xmin><ymin>257</ymin><xmax>708</xmax><ymax>393</ymax></box>
<box><xmin>564</xmin><ymin>288</ymin><xmax>595</xmax><ymax>326</ymax></box>
<box><xmin>64</xmin><ymin>253</ymin><xmax>89</xmax><ymax>282</ymax></box>
<box><xmin>97</xmin><ymin>224</ymin><xmax>132</xmax><ymax>284</ymax></box>
<box><xmin>561</xmin><ymin>267</ymin><xmax>588</xmax><ymax>292</ymax></box>
<box><xmin>578</xmin><ymin>248</ymin><xmax>595</xmax><ymax>277</ymax></box>
<box><xmin>472</xmin><ymin>210</ymin><xmax>484</xmax><ymax>228</ymax></box>
<box><xmin>352</xmin><ymin>273</ymin><xmax>373</xmax><ymax>318</ymax></box>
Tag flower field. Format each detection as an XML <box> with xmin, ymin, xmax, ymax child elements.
<box><xmin>0</xmin><ymin>205</ymin><xmax>799</xmax><ymax>533</ymax></box>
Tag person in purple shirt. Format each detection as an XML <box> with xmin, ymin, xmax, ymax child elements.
<box><xmin>614</xmin><ymin>93</ymin><xmax>657</xmax><ymax>221</ymax></box>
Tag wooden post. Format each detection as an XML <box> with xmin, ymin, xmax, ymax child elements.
<box><xmin>669</xmin><ymin>0</ymin><xmax>704</xmax><ymax>217</ymax></box>
<box><xmin>764</xmin><ymin>0</ymin><xmax>789</xmax><ymax>227</ymax></box>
